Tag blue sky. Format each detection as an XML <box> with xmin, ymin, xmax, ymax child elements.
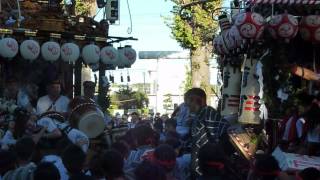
<box><xmin>96</xmin><ymin>0</ymin><xmax>230</xmax><ymax>52</ymax></box>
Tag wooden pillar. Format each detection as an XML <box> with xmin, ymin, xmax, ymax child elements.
<box><xmin>74</xmin><ymin>59</ymin><xmax>82</xmax><ymax>97</ymax></box>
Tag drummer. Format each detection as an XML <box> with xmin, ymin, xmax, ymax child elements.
<box><xmin>36</xmin><ymin>79</ymin><xmax>70</xmax><ymax>117</ymax></box>
<box><xmin>83</xmin><ymin>81</ymin><xmax>97</xmax><ymax>103</ymax></box>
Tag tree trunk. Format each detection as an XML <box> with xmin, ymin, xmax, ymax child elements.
<box><xmin>190</xmin><ymin>44</ymin><xmax>212</xmax><ymax>104</ymax></box>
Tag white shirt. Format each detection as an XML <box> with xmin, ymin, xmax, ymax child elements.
<box><xmin>296</xmin><ymin>118</ymin><xmax>306</xmax><ymax>138</ymax></box>
<box><xmin>42</xmin><ymin>155</ymin><xmax>68</xmax><ymax>180</ymax></box>
<box><xmin>36</xmin><ymin>95</ymin><xmax>70</xmax><ymax>115</ymax></box>
<box><xmin>37</xmin><ymin>117</ymin><xmax>58</xmax><ymax>133</ymax></box>
<box><xmin>54</xmin><ymin>121</ymin><xmax>90</xmax><ymax>153</ymax></box>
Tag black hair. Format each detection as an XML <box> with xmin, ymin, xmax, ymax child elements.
<box><xmin>0</xmin><ymin>150</ymin><xmax>17</xmax><ymax>176</ymax></box>
<box><xmin>15</xmin><ymin>137</ymin><xmax>36</xmax><ymax>161</ymax></box>
<box><xmin>299</xmin><ymin>167</ymin><xmax>320</xmax><ymax>180</ymax></box>
<box><xmin>134</xmin><ymin>125</ymin><xmax>155</xmax><ymax>146</ymax></box>
<box><xmin>153</xmin><ymin>144</ymin><xmax>176</xmax><ymax>172</ymax></box>
<box><xmin>111</xmin><ymin>141</ymin><xmax>130</xmax><ymax>159</ymax></box>
<box><xmin>62</xmin><ymin>144</ymin><xmax>86</xmax><ymax>175</ymax></box>
<box><xmin>165</xmin><ymin>118</ymin><xmax>177</xmax><ymax>129</ymax></box>
<box><xmin>33</xmin><ymin>162</ymin><xmax>60</xmax><ymax>180</ymax></box>
<box><xmin>198</xmin><ymin>143</ymin><xmax>226</xmax><ymax>177</ymax></box>
<box><xmin>131</xmin><ymin>112</ymin><xmax>139</xmax><ymax>116</ymax></box>
<box><xmin>165</xmin><ymin>137</ymin><xmax>181</xmax><ymax>150</ymax></box>
<box><xmin>122</xmin><ymin>129</ymin><xmax>137</xmax><ymax>149</ymax></box>
<box><xmin>134</xmin><ymin>161</ymin><xmax>166</xmax><ymax>180</ymax></box>
<box><xmin>101</xmin><ymin>149</ymin><xmax>124</xmax><ymax>179</ymax></box>
<box><xmin>88</xmin><ymin>153</ymin><xmax>104</xmax><ymax>179</ymax></box>
<box><xmin>254</xmin><ymin>154</ymin><xmax>280</xmax><ymax>180</ymax></box>
<box><xmin>186</xmin><ymin>88</ymin><xmax>207</xmax><ymax>100</ymax></box>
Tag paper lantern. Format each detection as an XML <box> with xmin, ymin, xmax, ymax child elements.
<box><xmin>82</xmin><ymin>44</ymin><xmax>100</xmax><ymax>64</ymax></box>
<box><xmin>300</xmin><ymin>15</ymin><xmax>320</xmax><ymax>43</ymax></box>
<box><xmin>41</xmin><ymin>41</ymin><xmax>61</xmax><ymax>62</ymax></box>
<box><xmin>118</xmin><ymin>46</ymin><xmax>137</xmax><ymax>68</ymax></box>
<box><xmin>20</xmin><ymin>40</ymin><xmax>40</xmax><ymax>61</ymax></box>
<box><xmin>0</xmin><ymin>38</ymin><xmax>18</xmax><ymax>58</ymax></box>
<box><xmin>235</xmin><ymin>12</ymin><xmax>265</xmax><ymax>40</ymax></box>
<box><xmin>122</xmin><ymin>45</ymin><xmax>137</xmax><ymax>67</ymax></box>
<box><xmin>101</xmin><ymin>45</ymin><xmax>118</xmax><ymax>66</ymax></box>
<box><xmin>215</xmin><ymin>35</ymin><xmax>229</xmax><ymax>55</ymax></box>
<box><xmin>268</xmin><ymin>13</ymin><xmax>298</xmax><ymax>42</ymax></box>
<box><xmin>61</xmin><ymin>43</ymin><xmax>80</xmax><ymax>63</ymax></box>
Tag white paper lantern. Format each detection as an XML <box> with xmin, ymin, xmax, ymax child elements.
<box><xmin>117</xmin><ymin>47</ymin><xmax>125</xmax><ymax>68</ymax></box>
<box><xmin>41</xmin><ymin>41</ymin><xmax>61</xmax><ymax>62</ymax></box>
<box><xmin>20</xmin><ymin>40</ymin><xmax>40</xmax><ymax>61</ymax></box>
<box><xmin>0</xmin><ymin>38</ymin><xmax>18</xmax><ymax>58</ymax></box>
<box><xmin>61</xmin><ymin>43</ymin><xmax>80</xmax><ymax>63</ymax></box>
<box><xmin>122</xmin><ymin>45</ymin><xmax>137</xmax><ymax>67</ymax></box>
<box><xmin>82</xmin><ymin>44</ymin><xmax>100</xmax><ymax>64</ymax></box>
<box><xmin>100</xmin><ymin>45</ymin><xmax>118</xmax><ymax>66</ymax></box>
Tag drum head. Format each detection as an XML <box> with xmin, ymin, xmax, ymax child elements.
<box><xmin>78</xmin><ymin>111</ymin><xmax>105</xmax><ymax>138</ymax></box>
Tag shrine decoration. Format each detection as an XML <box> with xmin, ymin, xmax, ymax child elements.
<box><xmin>268</xmin><ymin>12</ymin><xmax>299</xmax><ymax>42</ymax></box>
<box><xmin>20</xmin><ymin>39</ymin><xmax>40</xmax><ymax>61</ymax></box>
<box><xmin>41</xmin><ymin>41</ymin><xmax>61</xmax><ymax>62</ymax></box>
<box><xmin>101</xmin><ymin>45</ymin><xmax>118</xmax><ymax>67</ymax></box>
<box><xmin>82</xmin><ymin>44</ymin><xmax>100</xmax><ymax>64</ymax></box>
<box><xmin>239</xmin><ymin>59</ymin><xmax>261</xmax><ymax>124</ymax></box>
<box><xmin>234</xmin><ymin>11</ymin><xmax>265</xmax><ymax>41</ymax></box>
<box><xmin>0</xmin><ymin>37</ymin><xmax>18</xmax><ymax>59</ymax></box>
<box><xmin>213</xmin><ymin>35</ymin><xmax>229</xmax><ymax>55</ymax></box>
<box><xmin>300</xmin><ymin>15</ymin><xmax>320</xmax><ymax>43</ymax></box>
<box><xmin>226</xmin><ymin>25</ymin><xmax>244</xmax><ymax>51</ymax></box>
<box><xmin>61</xmin><ymin>43</ymin><xmax>80</xmax><ymax>64</ymax></box>
<box><xmin>221</xmin><ymin>65</ymin><xmax>242</xmax><ymax>117</ymax></box>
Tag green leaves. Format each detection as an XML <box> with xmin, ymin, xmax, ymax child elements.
<box><xmin>166</xmin><ymin>0</ymin><xmax>221</xmax><ymax>49</ymax></box>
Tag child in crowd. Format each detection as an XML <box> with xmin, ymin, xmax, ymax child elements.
<box><xmin>152</xmin><ymin>144</ymin><xmax>177</xmax><ymax>180</ymax></box>
<box><xmin>33</xmin><ymin>162</ymin><xmax>60</xmax><ymax>180</ymax></box>
<box><xmin>297</xmin><ymin>167</ymin><xmax>320</xmax><ymax>180</ymax></box>
<box><xmin>3</xmin><ymin>137</ymin><xmax>37</xmax><ymax>180</ymax></box>
<box><xmin>198</xmin><ymin>143</ymin><xmax>241</xmax><ymax>180</ymax></box>
<box><xmin>61</xmin><ymin>144</ymin><xmax>92</xmax><ymax>180</ymax></box>
<box><xmin>101</xmin><ymin>149</ymin><xmax>126</xmax><ymax>180</ymax></box>
<box><xmin>134</xmin><ymin>161</ymin><xmax>166</xmax><ymax>180</ymax></box>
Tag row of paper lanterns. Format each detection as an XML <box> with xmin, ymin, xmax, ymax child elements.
<box><xmin>0</xmin><ymin>38</ymin><xmax>137</xmax><ymax>67</ymax></box>
<box><xmin>214</xmin><ymin>12</ymin><xmax>320</xmax><ymax>55</ymax></box>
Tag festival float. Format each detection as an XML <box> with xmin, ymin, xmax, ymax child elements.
<box><xmin>214</xmin><ymin>0</ymin><xmax>320</xmax><ymax>175</ymax></box>
<box><xmin>0</xmin><ymin>0</ymin><xmax>137</xmax><ymax>150</ymax></box>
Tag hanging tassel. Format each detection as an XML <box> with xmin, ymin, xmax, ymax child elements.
<box><xmin>121</xmin><ymin>74</ymin><xmax>124</xmax><ymax>82</ymax></box>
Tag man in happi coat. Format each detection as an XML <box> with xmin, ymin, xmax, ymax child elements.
<box><xmin>186</xmin><ymin>88</ymin><xmax>229</xmax><ymax>177</ymax></box>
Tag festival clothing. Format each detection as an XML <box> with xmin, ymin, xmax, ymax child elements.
<box><xmin>126</xmin><ymin>145</ymin><xmax>154</xmax><ymax>169</ymax></box>
<box><xmin>0</xmin><ymin>130</ymin><xmax>16</xmax><ymax>150</ymax></box>
<box><xmin>280</xmin><ymin>115</ymin><xmax>299</xmax><ymax>142</ymax></box>
<box><xmin>42</xmin><ymin>155</ymin><xmax>68</xmax><ymax>180</ymax></box>
<box><xmin>54</xmin><ymin>120</ymin><xmax>90</xmax><ymax>153</ymax></box>
<box><xmin>175</xmin><ymin>103</ymin><xmax>191</xmax><ymax>139</ymax></box>
<box><xmin>2</xmin><ymin>162</ymin><xmax>36</xmax><ymax>180</ymax></box>
<box><xmin>191</xmin><ymin>106</ymin><xmax>229</xmax><ymax>176</ymax></box>
<box><xmin>36</xmin><ymin>95</ymin><xmax>69</xmax><ymax>115</ymax></box>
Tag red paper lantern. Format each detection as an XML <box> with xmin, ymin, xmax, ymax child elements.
<box><xmin>300</xmin><ymin>15</ymin><xmax>320</xmax><ymax>43</ymax></box>
<box><xmin>235</xmin><ymin>12</ymin><xmax>265</xmax><ymax>40</ymax></box>
<box><xmin>268</xmin><ymin>13</ymin><xmax>298</xmax><ymax>42</ymax></box>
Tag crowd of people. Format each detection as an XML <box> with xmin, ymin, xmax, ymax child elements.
<box><xmin>0</xmin><ymin>76</ymin><xmax>319</xmax><ymax>180</ymax></box>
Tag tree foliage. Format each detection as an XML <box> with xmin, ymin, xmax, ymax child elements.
<box><xmin>75</xmin><ymin>0</ymin><xmax>94</xmax><ymax>16</ymax></box>
<box><xmin>163</xmin><ymin>93</ymin><xmax>173</xmax><ymax>112</ymax></box>
<box><xmin>182</xmin><ymin>65</ymin><xmax>192</xmax><ymax>92</ymax></box>
<box><xmin>111</xmin><ymin>86</ymin><xmax>149</xmax><ymax>110</ymax></box>
<box><xmin>166</xmin><ymin>0</ymin><xmax>222</xmax><ymax>50</ymax></box>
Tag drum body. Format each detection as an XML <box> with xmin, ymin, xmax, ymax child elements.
<box><xmin>69</xmin><ymin>97</ymin><xmax>105</xmax><ymax>138</ymax></box>
<box><xmin>221</xmin><ymin>64</ymin><xmax>241</xmax><ymax>117</ymax></box>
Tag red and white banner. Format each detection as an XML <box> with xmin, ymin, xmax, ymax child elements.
<box><xmin>248</xmin><ymin>0</ymin><xmax>320</xmax><ymax>4</ymax></box>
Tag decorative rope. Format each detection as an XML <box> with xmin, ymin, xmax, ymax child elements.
<box><xmin>69</xmin><ymin>102</ymin><xmax>97</xmax><ymax>119</ymax></box>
